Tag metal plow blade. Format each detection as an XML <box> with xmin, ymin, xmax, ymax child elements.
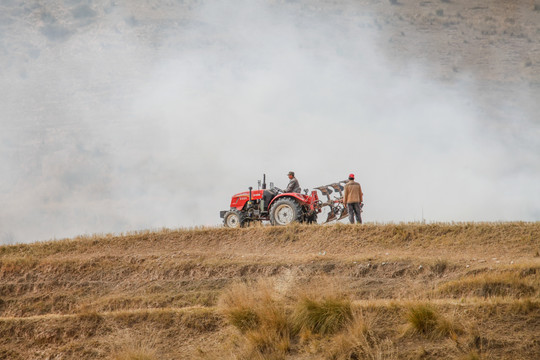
<box><xmin>314</xmin><ymin>181</ymin><xmax>349</xmax><ymax>223</ymax></box>
<box><xmin>328</xmin><ymin>183</ymin><xmax>344</xmax><ymax>197</ymax></box>
<box><xmin>338</xmin><ymin>206</ymin><xmax>348</xmax><ymax>221</ymax></box>
<box><xmin>325</xmin><ymin>208</ymin><xmax>337</xmax><ymax>223</ymax></box>
<box><xmin>314</xmin><ymin>186</ymin><xmax>333</xmax><ymax>197</ymax></box>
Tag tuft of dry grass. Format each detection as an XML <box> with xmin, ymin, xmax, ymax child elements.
<box><xmin>406</xmin><ymin>304</ymin><xmax>439</xmax><ymax>335</ymax></box>
<box><xmin>329</xmin><ymin>311</ymin><xmax>397</xmax><ymax>360</ymax></box>
<box><xmin>110</xmin><ymin>334</ymin><xmax>159</xmax><ymax>360</ymax></box>
<box><xmin>291</xmin><ymin>295</ymin><xmax>353</xmax><ymax>335</ymax></box>
<box><xmin>437</xmin><ymin>273</ymin><xmax>537</xmax><ymax>298</ymax></box>
<box><xmin>218</xmin><ymin>281</ymin><xmax>261</xmax><ymax>333</ymax></box>
<box><xmin>430</xmin><ymin>259</ymin><xmax>449</xmax><ymax>275</ymax></box>
<box><xmin>218</xmin><ymin>278</ymin><xmax>356</xmax><ymax>357</ymax></box>
<box><xmin>219</xmin><ymin>280</ymin><xmax>285</xmax><ymax>332</ymax></box>
<box><xmin>405</xmin><ymin>304</ymin><xmax>461</xmax><ymax>338</ymax></box>
<box><xmin>510</xmin><ymin>299</ymin><xmax>540</xmax><ymax>314</ymax></box>
<box><xmin>218</xmin><ymin>280</ymin><xmax>292</xmax><ymax>358</ymax></box>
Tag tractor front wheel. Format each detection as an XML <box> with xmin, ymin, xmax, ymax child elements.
<box><xmin>270</xmin><ymin>198</ymin><xmax>303</xmax><ymax>226</ymax></box>
<box><xmin>223</xmin><ymin>210</ymin><xmax>245</xmax><ymax>228</ymax></box>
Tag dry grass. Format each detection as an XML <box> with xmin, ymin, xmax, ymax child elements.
<box><xmin>1</xmin><ymin>222</ymin><xmax>539</xmax><ymax>359</ymax></box>
<box><xmin>2</xmin><ymin>222</ymin><xmax>538</xmax><ymax>261</ymax></box>
<box><xmin>219</xmin><ymin>280</ymin><xmax>289</xmax><ymax>333</ymax></box>
<box><xmin>218</xmin><ymin>280</ymin><xmax>292</xmax><ymax>358</ymax></box>
<box><xmin>405</xmin><ymin>303</ymin><xmax>462</xmax><ymax>338</ymax></box>
<box><xmin>111</xmin><ymin>347</ymin><xmax>157</xmax><ymax>360</ymax></box>
<box><xmin>329</xmin><ymin>312</ymin><xmax>398</xmax><ymax>360</ymax></box>
<box><xmin>218</xmin><ymin>278</ymin><xmax>356</xmax><ymax>358</ymax></box>
<box><xmin>437</xmin><ymin>272</ymin><xmax>538</xmax><ymax>298</ymax></box>
<box><xmin>109</xmin><ymin>330</ymin><xmax>160</xmax><ymax>360</ymax></box>
<box><xmin>291</xmin><ymin>296</ymin><xmax>352</xmax><ymax>335</ymax></box>
<box><xmin>457</xmin><ymin>351</ymin><xmax>483</xmax><ymax>360</ymax></box>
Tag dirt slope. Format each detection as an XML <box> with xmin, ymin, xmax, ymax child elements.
<box><xmin>1</xmin><ymin>223</ymin><xmax>539</xmax><ymax>359</ymax></box>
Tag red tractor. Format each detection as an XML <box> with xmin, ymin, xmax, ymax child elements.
<box><xmin>220</xmin><ymin>174</ymin><xmax>349</xmax><ymax>227</ymax></box>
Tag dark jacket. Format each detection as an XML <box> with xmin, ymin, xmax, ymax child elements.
<box><xmin>285</xmin><ymin>177</ymin><xmax>301</xmax><ymax>193</ymax></box>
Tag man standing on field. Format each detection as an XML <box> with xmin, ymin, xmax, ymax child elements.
<box><xmin>343</xmin><ymin>173</ymin><xmax>363</xmax><ymax>224</ymax></box>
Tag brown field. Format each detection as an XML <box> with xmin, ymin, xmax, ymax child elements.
<box><xmin>1</xmin><ymin>222</ymin><xmax>539</xmax><ymax>359</ymax></box>
<box><xmin>1</xmin><ymin>1</ymin><xmax>539</xmax><ymax>358</ymax></box>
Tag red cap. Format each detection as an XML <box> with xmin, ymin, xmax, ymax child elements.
<box><xmin>349</xmin><ymin>173</ymin><xmax>355</xmax><ymax>179</ymax></box>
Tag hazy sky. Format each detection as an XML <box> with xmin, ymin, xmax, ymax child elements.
<box><xmin>1</xmin><ymin>0</ymin><xmax>539</xmax><ymax>244</ymax></box>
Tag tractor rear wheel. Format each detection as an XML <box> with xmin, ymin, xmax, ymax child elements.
<box><xmin>223</xmin><ymin>210</ymin><xmax>245</xmax><ymax>228</ymax></box>
<box><xmin>270</xmin><ymin>198</ymin><xmax>303</xmax><ymax>226</ymax></box>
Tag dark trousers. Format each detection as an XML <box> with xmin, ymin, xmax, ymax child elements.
<box><xmin>347</xmin><ymin>203</ymin><xmax>362</xmax><ymax>224</ymax></box>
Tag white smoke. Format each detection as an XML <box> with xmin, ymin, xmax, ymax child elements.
<box><xmin>0</xmin><ymin>0</ymin><xmax>538</xmax><ymax>243</ymax></box>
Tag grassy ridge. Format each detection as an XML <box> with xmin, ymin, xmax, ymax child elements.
<box><xmin>0</xmin><ymin>223</ymin><xmax>539</xmax><ymax>359</ymax></box>
<box><xmin>1</xmin><ymin>222</ymin><xmax>538</xmax><ymax>258</ymax></box>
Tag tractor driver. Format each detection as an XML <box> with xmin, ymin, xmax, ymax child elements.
<box><xmin>284</xmin><ymin>171</ymin><xmax>301</xmax><ymax>193</ymax></box>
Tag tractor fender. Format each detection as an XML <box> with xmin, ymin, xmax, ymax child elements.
<box><xmin>268</xmin><ymin>193</ymin><xmax>309</xmax><ymax>209</ymax></box>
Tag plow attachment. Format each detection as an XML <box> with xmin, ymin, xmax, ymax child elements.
<box><xmin>314</xmin><ymin>181</ymin><xmax>351</xmax><ymax>223</ymax></box>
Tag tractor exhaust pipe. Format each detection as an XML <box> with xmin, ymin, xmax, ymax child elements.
<box><xmin>249</xmin><ymin>186</ymin><xmax>253</xmax><ymax>202</ymax></box>
<box><xmin>262</xmin><ymin>174</ymin><xmax>266</xmax><ymax>190</ymax></box>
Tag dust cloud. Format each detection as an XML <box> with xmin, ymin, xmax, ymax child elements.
<box><xmin>0</xmin><ymin>0</ymin><xmax>538</xmax><ymax>244</ymax></box>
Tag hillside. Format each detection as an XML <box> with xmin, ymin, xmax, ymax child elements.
<box><xmin>1</xmin><ymin>0</ymin><xmax>540</xmax><ymax>244</ymax></box>
<box><xmin>1</xmin><ymin>223</ymin><xmax>539</xmax><ymax>359</ymax></box>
